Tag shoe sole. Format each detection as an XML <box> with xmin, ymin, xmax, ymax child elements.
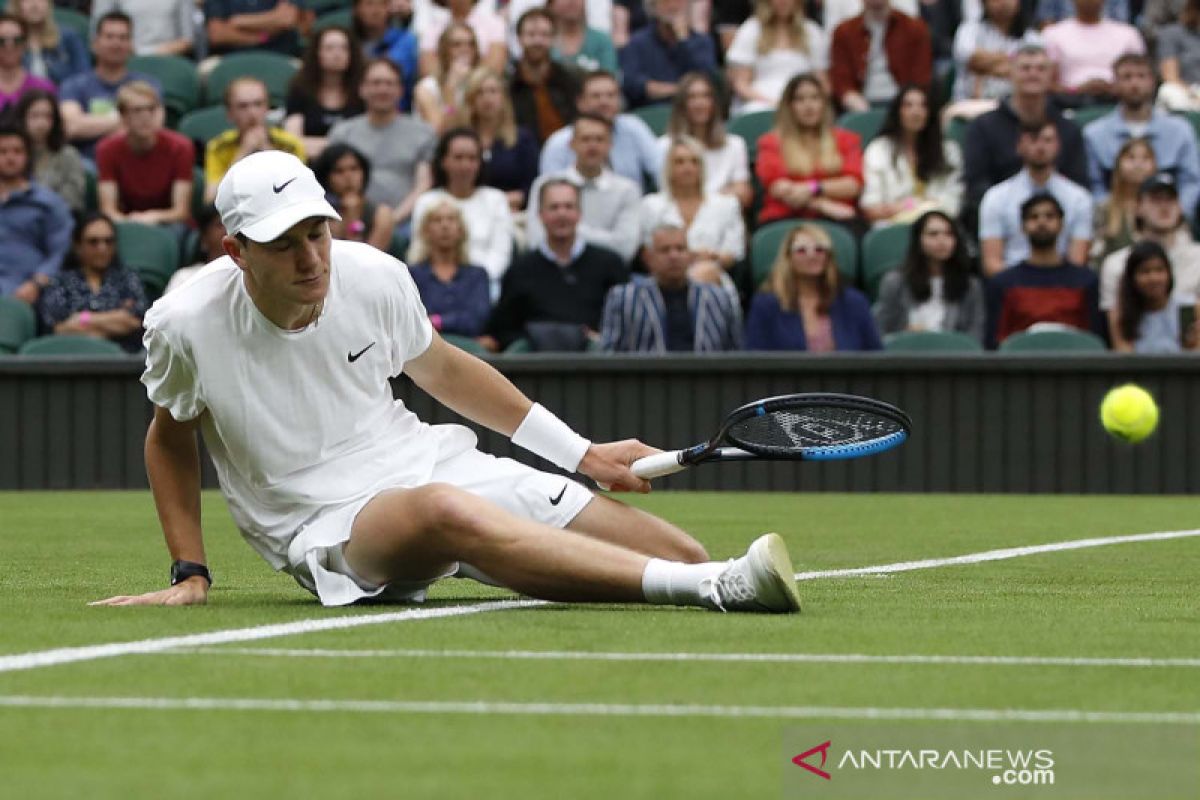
<box><xmin>749</xmin><ymin>533</ymin><xmax>803</xmax><ymax>613</ymax></box>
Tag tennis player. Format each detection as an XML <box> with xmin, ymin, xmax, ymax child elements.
<box><xmin>91</xmin><ymin>151</ymin><xmax>802</xmax><ymax>614</ymax></box>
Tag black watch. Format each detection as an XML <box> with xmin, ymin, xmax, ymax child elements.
<box><xmin>170</xmin><ymin>559</ymin><xmax>212</xmax><ymax>587</ymax></box>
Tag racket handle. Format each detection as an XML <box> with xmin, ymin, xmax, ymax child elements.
<box><xmin>631</xmin><ymin>451</ymin><xmax>686</xmax><ymax>479</ymax></box>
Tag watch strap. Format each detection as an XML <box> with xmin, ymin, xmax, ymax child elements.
<box><xmin>170</xmin><ymin>559</ymin><xmax>212</xmax><ymax>587</ymax></box>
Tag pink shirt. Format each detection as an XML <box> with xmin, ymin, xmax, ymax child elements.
<box><xmin>1042</xmin><ymin>19</ymin><xmax>1144</xmax><ymax>89</ymax></box>
<box><xmin>0</xmin><ymin>74</ymin><xmax>55</xmax><ymax>111</ymax></box>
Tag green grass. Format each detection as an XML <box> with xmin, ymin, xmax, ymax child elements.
<box><xmin>0</xmin><ymin>491</ymin><xmax>1197</xmax><ymax>799</ymax></box>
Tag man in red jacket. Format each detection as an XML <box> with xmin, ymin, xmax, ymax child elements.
<box><xmin>830</xmin><ymin>0</ymin><xmax>932</xmax><ymax>113</ymax></box>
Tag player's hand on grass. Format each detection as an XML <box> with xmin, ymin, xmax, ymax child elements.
<box><xmin>579</xmin><ymin>440</ymin><xmax>658</xmax><ymax>494</ymax></box>
<box><xmin>89</xmin><ymin>576</ymin><xmax>209</xmax><ymax>607</ymax></box>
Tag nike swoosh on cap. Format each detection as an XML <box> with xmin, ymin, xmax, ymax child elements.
<box><xmin>273</xmin><ymin>177</ymin><xmax>297</xmax><ymax>193</ymax></box>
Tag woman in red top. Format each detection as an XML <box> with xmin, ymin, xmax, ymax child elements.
<box><xmin>755</xmin><ymin>73</ymin><xmax>864</xmax><ymax>226</ymax></box>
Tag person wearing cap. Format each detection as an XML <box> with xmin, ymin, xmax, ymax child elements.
<box><xmin>90</xmin><ymin>150</ymin><xmax>804</xmax><ymax>615</ymax></box>
<box><xmin>978</xmin><ymin>117</ymin><xmax>1093</xmax><ymax>276</ymax></box>
<box><xmin>1098</xmin><ymin>172</ymin><xmax>1200</xmax><ymax>312</ymax></box>
<box><xmin>1082</xmin><ymin>53</ymin><xmax>1200</xmax><ymax>220</ymax></box>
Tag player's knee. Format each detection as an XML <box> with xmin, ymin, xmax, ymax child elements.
<box><xmin>416</xmin><ymin>483</ymin><xmax>484</xmax><ymax>537</ymax></box>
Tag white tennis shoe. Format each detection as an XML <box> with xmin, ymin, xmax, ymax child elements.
<box><xmin>702</xmin><ymin>533</ymin><xmax>802</xmax><ymax>613</ymax></box>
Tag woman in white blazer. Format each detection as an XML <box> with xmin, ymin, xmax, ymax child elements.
<box><xmin>640</xmin><ymin>136</ymin><xmax>746</xmax><ymax>290</ymax></box>
<box><xmin>861</xmin><ymin>85</ymin><xmax>963</xmax><ymax>229</ymax></box>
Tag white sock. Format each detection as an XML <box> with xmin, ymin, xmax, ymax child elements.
<box><xmin>641</xmin><ymin>558</ymin><xmax>727</xmax><ymax>607</ymax></box>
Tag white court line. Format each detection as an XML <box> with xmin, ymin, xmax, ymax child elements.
<box><xmin>176</xmin><ymin>647</ymin><xmax>1200</xmax><ymax>669</ymax></box>
<box><xmin>795</xmin><ymin>528</ymin><xmax>1200</xmax><ymax>580</ymax></box>
<box><xmin>1</xmin><ymin>528</ymin><xmax>1196</xmax><ymax>676</ymax></box>
<box><xmin>0</xmin><ymin>600</ymin><xmax>547</xmax><ymax>675</ymax></box>
<box><xmin>0</xmin><ymin>695</ymin><xmax>1195</xmax><ymax>725</ymax></box>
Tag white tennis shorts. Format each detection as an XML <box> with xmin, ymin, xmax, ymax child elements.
<box><xmin>285</xmin><ymin>445</ymin><xmax>594</xmax><ymax>606</ymax></box>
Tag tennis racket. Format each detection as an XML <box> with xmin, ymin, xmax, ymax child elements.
<box><xmin>630</xmin><ymin>393</ymin><xmax>912</xmax><ymax>479</ymax></box>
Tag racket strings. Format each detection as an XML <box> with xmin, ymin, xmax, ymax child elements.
<box><xmin>728</xmin><ymin>408</ymin><xmax>906</xmax><ymax>454</ymax></box>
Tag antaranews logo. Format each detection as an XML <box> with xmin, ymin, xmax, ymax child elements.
<box><xmin>792</xmin><ymin>740</ymin><xmax>1055</xmax><ymax>787</ymax></box>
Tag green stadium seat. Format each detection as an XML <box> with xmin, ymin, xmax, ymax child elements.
<box><xmin>204</xmin><ymin>52</ymin><xmax>299</xmax><ymax>108</ymax></box>
<box><xmin>84</xmin><ymin>168</ymin><xmax>98</xmax><ymax>212</ymax></box>
<box><xmin>504</xmin><ymin>337</ymin><xmax>533</xmax><ymax>353</ymax></box>
<box><xmin>1068</xmin><ymin>104</ymin><xmax>1115</xmax><ymax>130</ymax></box>
<box><xmin>190</xmin><ymin>166</ymin><xmax>206</xmax><ymax>221</ymax></box>
<box><xmin>633</xmin><ymin>103</ymin><xmax>672</xmax><ymax>137</ymax></box>
<box><xmin>728</xmin><ymin>109</ymin><xmax>774</xmax><ymax>163</ymax></box>
<box><xmin>442</xmin><ymin>333</ymin><xmax>488</xmax><ymax>355</ymax></box>
<box><xmin>388</xmin><ymin>231</ymin><xmax>409</xmax><ymax>263</ymax></box>
<box><xmin>861</xmin><ymin>223</ymin><xmax>912</xmax><ymax>298</ymax></box>
<box><xmin>946</xmin><ymin>116</ymin><xmax>968</xmax><ymax>149</ymax></box>
<box><xmin>0</xmin><ymin>295</ymin><xmax>36</xmax><ymax>354</ymax></box>
<box><xmin>178</xmin><ymin>106</ymin><xmax>234</xmax><ymax>151</ymax></box>
<box><xmin>750</xmin><ymin>218</ymin><xmax>857</xmax><ymax>289</ymax></box>
<box><xmin>998</xmin><ymin>328</ymin><xmax>1107</xmax><ymax>352</ymax></box>
<box><xmin>312</xmin><ymin>8</ymin><xmax>354</xmax><ymax>34</ymax></box>
<box><xmin>308</xmin><ymin>0</ymin><xmax>352</xmax><ymax>13</ymax></box>
<box><xmin>53</xmin><ymin>7</ymin><xmax>89</xmax><ymax>38</ymax></box>
<box><xmin>18</xmin><ymin>335</ymin><xmax>126</xmax><ymax>356</ymax></box>
<box><xmin>1174</xmin><ymin>110</ymin><xmax>1200</xmax><ymax>142</ymax></box>
<box><xmin>884</xmin><ymin>330</ymin><xmax>983</xmax><ymax>352</ymax></box>
<box><xmin>836</xmin><ymin>108</ymin><xmax>887</xmax><ymax>146</ymax></box>
<box><xmin>116</xmin><ymin>222</ymin><xmax>180</xmax><ymax>295</ymax></box>
<box><xmin>129</xmin><ymin>55</ymin><xmax>200</xmax><ymax>126</ymax></box>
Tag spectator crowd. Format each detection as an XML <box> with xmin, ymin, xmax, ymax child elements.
<box><xmin>3</xmin><ymin>0</ymin><xmax>1200</xmax><ymax>356</ymax></box>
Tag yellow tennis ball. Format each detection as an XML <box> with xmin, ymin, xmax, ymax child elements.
<box><xmin>1100</xmin><ymin>384</ymin><xmax>1159</xmax><ymax>444</ymax></box>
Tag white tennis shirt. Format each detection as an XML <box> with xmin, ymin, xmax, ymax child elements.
<box><xmin>141</xmin><ymin>241</ymin><xmax>470</xmax><ymax>569</ymax></box>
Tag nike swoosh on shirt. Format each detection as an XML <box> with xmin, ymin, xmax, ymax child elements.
<box><xmin>347</xmin><ymin>342</ymin><xmax>376</xmax><ymax>362</ymax></box>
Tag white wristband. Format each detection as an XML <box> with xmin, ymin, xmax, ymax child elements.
<box><xmin>511</xmin><ymin>403</ymin><xmax>591</xmax><ymax>472</ymax></box>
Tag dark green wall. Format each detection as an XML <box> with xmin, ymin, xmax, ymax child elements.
<box><xmin>2</xmin><ymin>354</ymin><xmax>1197</xmax><ymax>493</ymax></box>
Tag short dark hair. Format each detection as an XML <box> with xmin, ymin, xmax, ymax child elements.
<box><xmin>1113</xmin><ymin>52</ymin><xmax>1154</xmax><ymax>74</ymax></box>
<box><xmin>362</xmin><ymin>56</ymin><xmax>405</xmax><ymax>85</ymax></box>
<box><xmin>95</xmin><ymin>10</ymin><xmax>132</xmax><ymax>37</ymax></box>
<box><xmin>538</xmin><ymin>177</ymin><xmax>581</xmax><ymax>207</ymax></box>
<box><xmin>577</xmin><ymin>69</ymin><xmax>619</xmax><ymax>99</ymax></box>
<box><xmin>573</xmin><ymin>111</ymin><xmax>613</xmax><ymax>132</ymax></box>
<box><xmin>1018</xmin><ymin>118</ymin><xmax>1056</xmax><ymax>139</ymax></box>
<box><xmin>0</xmin><ymin>124</ymin><xmax>33</xmax><ymax>178</ymax></box>
<box><xmin>516</xmin><ymin>7</ymin><xmax>555</xmax><ymax>34</ymax></box>
<box><xmin>1020</xmin><ymin>192</ymin><xmax>1064</xmax><ymax>220</ymax></box>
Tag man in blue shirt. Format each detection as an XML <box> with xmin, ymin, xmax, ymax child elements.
<box><xmin>539</xmin><ymin>70</ymin><xmax>660</xmax><ymax>188</ymax></box>
<box><xmin>204</xmin><ymin>0</ymin><xmax>311</xmax><ymax>57</ymax></box>
<box><xmin>1083</xmin><ymin>53</ymin><xmax>1200</xmax><ymax>219</ymax></box>
<box><xmin>0</xmin><ymin>128</ymin><xmax>73</xmax><ymax>304</ymax></box>
<box><xmin>60</xmin><ymin>11</ymin><xmax>161</xmax><ymax>161</ymax></box>
<box><xmin>618</xmin><ymin>0</ymin><xmax>717</xmax><ymax>109</ymax></box>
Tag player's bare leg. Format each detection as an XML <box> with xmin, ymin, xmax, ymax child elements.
<box><xmin>565</xmin><ymin>494</ymin><xmax>710</xmax><ymax>563</ymax></box>
<box><xmin>346</xmin><ymin>483</ymin><xmax>649</xmax><ymax>602</ymax></box>
<box><xmin>344</xmin><ymin>483</ymin><xmax>802</xmax><ymax>612</ymax></box>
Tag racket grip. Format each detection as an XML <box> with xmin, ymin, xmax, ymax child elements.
<box><xmin>631</xmin><ymin>451</ymin><xmax>686</xmax><ymax>479</ymax></box>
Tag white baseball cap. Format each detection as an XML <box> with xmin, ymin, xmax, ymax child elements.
<box><xmin>214</xmin><ymin>150</ymin><xmax>340</xmax><ymax>243</ymax></box>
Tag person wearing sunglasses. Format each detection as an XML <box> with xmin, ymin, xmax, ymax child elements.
<box><xmin>745</xmin><ymin>222</ymin><xmax>882</xmax><ymax>351</ymax></box>
<box><xmin>0</xmin><ymin>14</ymin><xmax>54</xmax><ymax>115</ymax></box>
<box><xmin>37</xmin><ymin>210</ymin><xmax>148</xmax><ymax>352</ymax></box>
